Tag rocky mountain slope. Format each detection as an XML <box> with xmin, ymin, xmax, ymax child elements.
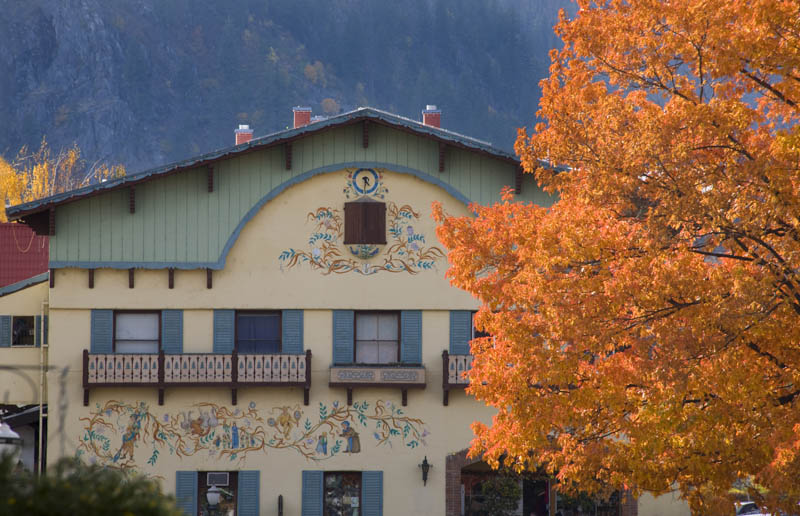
<box><xmin>0</xmin><ymin>0</ymin><xmax>570</xmax><ymax>173</ymax></box>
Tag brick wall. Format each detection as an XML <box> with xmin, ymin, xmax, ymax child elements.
<box><xmin>0</xmin><ymin>223</ymin><xmax>48</xmax><ymax>287</ymax></box>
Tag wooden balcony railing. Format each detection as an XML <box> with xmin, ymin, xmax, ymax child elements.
<box><xmin>442</xmin><ymin>350</ymin><xmax>473</xmax><ymax>405</ymax></box>
<box><xmin>83</xmin><ymin>349</ymin><xmax>312</xmax><ymax>406</ymax></box>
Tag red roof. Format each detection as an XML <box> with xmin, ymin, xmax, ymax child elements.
<box><xmin>0</xmin><ymin>223</ymin><xmax>48</xmax><ymax>288</ymax></box>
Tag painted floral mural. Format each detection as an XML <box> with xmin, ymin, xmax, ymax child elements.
<box><xmin>77</xmin><ymin>399</ymin><xmax>428</xmax><ymax>468</ymax></box>
<box><xmin>278</xmin><ymin>168</ymin><xmax>445</xmax><ymax>275</ymax></box>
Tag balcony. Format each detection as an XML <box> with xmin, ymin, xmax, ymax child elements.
<box><xmin>442</xmin><ymin>350</ymin><xmax>473</xmax><ymax>405</ymax></box>
<box><xmin>83</xmin><ymin>349</ymin><xmax>312</xmax><ymax>406</ymax></box>
<box><xmin>329</xmin><ymin>364</ymin><xmax>426</xmax><ymax>406</ymax></box>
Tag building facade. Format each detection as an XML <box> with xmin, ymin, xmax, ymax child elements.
<box><xmin>5</xmin><ymin>107</ymin><xmax>690</xmax><ymax>516</ymax></box>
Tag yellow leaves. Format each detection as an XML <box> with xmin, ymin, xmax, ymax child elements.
<box><xmin>0</xmin><ymin>138</ymin><xmax>126</xmax><ymax>222</ymax></box>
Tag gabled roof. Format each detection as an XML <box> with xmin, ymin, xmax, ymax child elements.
<box><xmin>6</xmin><ymin>107</ymin><xmax>521</xmax><ymax>221</ymax></box>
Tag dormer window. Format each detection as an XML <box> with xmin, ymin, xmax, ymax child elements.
<box><xmin>344</xmin><ymin>198</ymin><xmax>386</xmax><ymax>245</ymax></box>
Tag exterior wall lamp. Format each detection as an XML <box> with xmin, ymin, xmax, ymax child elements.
<box><xmin>419</xmin><ymin>456</ymin><xmax>432</xmax><ymax>485</ymax></box>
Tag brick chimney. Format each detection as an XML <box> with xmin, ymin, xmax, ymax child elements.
<box><xmin>293</xmin><ymin>106</ymin><xmax>312</xmax><ymax>128</ymax></box>
<box><xmin>422</xmin><ymin>105</ymin><xmax>441</xmax><ymax>128</ymax></box>
<box><xmin>235</xmin><ymin>124</ymin><xmax>253</xmax><ymax>145</ymax></box>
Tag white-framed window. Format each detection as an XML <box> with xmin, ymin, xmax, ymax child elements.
<box><xmin>355</xmin><ymin>311</ymin><xmax>399</xmax><ymax>364</ymax></box>
<box><xmin>114</xmin><ymin>312</ymin><xmax>159</xmax><ymax>353</ymax></box>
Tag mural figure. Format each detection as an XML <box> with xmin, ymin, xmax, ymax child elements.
<box><xmin>231</xmin><ymin>422</ymin><xmax>239</xmax><ymax>448</ymax></box>
<box><xmin>113</xmin><ymin>408</ymin><xmax>144</xmax><ymax>463</ymax></box>
<box><xmin>279</xmin><ymin>169</ymin><xmax>444</xmax><ymax>275</ymax></box>
<box><xmin>316</xmin><ymin>434</ymin><xmax>328</xmax><ymax>455</ymax></box>
<box><xmin>79</xmin><ymin>399</ymin><xmax>427</xmax><ymax>469</ymax></box>
<box><xmin>340</xmin><ymin>421</ymin><xmax>360</xmax><ymax>453</ymax></box>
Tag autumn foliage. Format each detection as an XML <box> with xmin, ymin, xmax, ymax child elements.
<box><xmin>0</xmin><ymin>138</ymin><xmax>125</xmax><ymax>222</ymax></box>
<box><xmin>434</xmin><ymin>0</ymin><xmax>800</xmax><ymax>513</ymax></box>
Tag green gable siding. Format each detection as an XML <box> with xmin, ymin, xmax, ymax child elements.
<box><xmin>49</xmin><ymin>124</ymin><xmax>550</xmax><ymax>269</ymax></box>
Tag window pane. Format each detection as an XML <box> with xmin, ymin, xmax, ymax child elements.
<box><xmin>116</xmin><ymin>340</ymin><xmax>159</xmax><ymax>353</ymax></box>
<box><xmin>236</xmin><ymin>313</ymin><xmax>281</xmax><ymax>354</ymax></box>
<box><xmin>356</xmin><ymin>340</ymin><xmax>379</xmax><ymax>363</ymax></box>
<box><xmin>12</xmin><ymin>316</ymin><xmax>34</xmax><ymax>346</ymax></box>
<box><xmin>377</xmin><ymin>314</ymin><xmax>397</xmax><ymax>340</ymax></box>
<box><xmin>356</xmin><ymin>314</ymin><xmax>378</xmax><ymax>339</ymax></box>
<box><xmin>378</xmin><ymin>341</ymin><xmax>398</xmax><ymax>363</ymax></box>
<box><xmin>239</xmin><ymin>339</ymin><xmax>280</xmax><ymax>354</ymax></box>
<box><xmin>324</xmin><ymin>472</ymin><xmax>362</xmax><ymax>516</ymax></box>
<box><xmin>116</xmin><ymin>313</ymin><xmax>159</xmax><ymax>340</ymax></box>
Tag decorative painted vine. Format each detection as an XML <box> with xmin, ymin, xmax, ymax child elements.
<box><xmin>77</xmin><ymin>399</ymin><xmax>428</xmax><ymax>468</ymax></box>
<box><xmin>278</xmin><ymin>168</ymin><xmax>445</xmax><ymax>275</ymax></box>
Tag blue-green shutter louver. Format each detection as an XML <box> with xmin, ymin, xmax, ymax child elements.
<box><xmin>175</xmin><ymin>471</ymin><xmax>198</xmax><ymax>516</ymax></box>
<box><xmin>43</xmin><ymin>315</ymin><xmax>48</xmax><ymax>346</ymax></box>
<box><xmin>361</xmin><ymin>471</ymin><xmax>384</xmax><ymax>516</ymax></box>
<box><xmin>449</xmin><ymin>310</ymin><xmax>472</xmax><ymax>354</ymax></box>
<box><xmin>35</xmin><ymin>315</ymin><xmax>41</xmax><ymax>347</ymax></box>
<box><xmin>237</xmin><ymin>470</ymin><xmax>260</xmax><ymax>516</ymax></box>
<box><xmin>282</xmin><ymin>310</ymin><xmax>304</xmax><ymax>354</ymax></box>
<box><xmin>161</xmin><ymin>310</ymin><xmax>183</xmax><ymax>354</ymax></box>
<box><xmin>332</xmin><ymin>310</ymin><xmax>354</xmax><ymax>365</ymax></box>
<box><xmin>0</xmin><ymin>316</ymin><xmax>10</xmax><ymax>348</ymax></box>
<box><xmin>213</xmin><ymin>309</ymin><xmax>235</xmax><ymax>353</ymax></box>
<box><xmin>401</xmin><ymin>310</ymin><xmax>422</xmax><ymax>364</ymax></box>
<box><xmin>90</xmin><ymin>310</ymin><xmax>113</xmax><ymax>353</ymax></box>
<box><xmin>301</xmin><ymin>470</ymin><xmax>323</xmax><ymax>516</ymax></box>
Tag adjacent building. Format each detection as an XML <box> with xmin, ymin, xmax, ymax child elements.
<box><xmin>0</xmin><ymin>222</ymin><xmax>49</xmax><ymax>472</ymax></box>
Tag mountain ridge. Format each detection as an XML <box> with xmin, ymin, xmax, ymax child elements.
<box><xmin>0</xmin><ymin>0</ymin><xmax>570</xmax><ymax>174</ymax></box>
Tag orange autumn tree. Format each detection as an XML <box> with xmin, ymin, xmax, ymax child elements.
<box><xmin>0</xmin><ymin>138</ymin><xmax>125</xmax><ymax>222</ymax></box>
<box><xmin>434</xmin><ymin>0</ymin><xmax>800</xmax><ymax>513</ymax></box>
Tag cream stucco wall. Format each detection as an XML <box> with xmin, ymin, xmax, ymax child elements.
<box><xmin>638</xmin><ymin>491</ymin><xmax>692</xmax><ymax>516</ymax></box>
<box><xmin>0</xmin><ymin>281</ymin><xmax>48</xmax><ymax>405</ymax></box>
<box><xmin>46</xmin><ymin>169</ymin><xmax>490</xmax><ymax>515</ymax></box>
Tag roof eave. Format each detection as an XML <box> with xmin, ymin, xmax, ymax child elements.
<box><xmin>5</xmin><ymin>107</ymin><xmax>522</xmax><ymax>220</ymax></box>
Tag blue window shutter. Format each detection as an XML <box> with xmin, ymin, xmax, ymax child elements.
<box><xmin>0</xmin><ymin>316</ymin><xmax>10</xmax><ymax>348</ymax></box>
<box><xmin>35</xmin><ymin>315</ymin><xmax>42</xmax><ymax>347</ymax></box>
<box><xmin>301</xmin><ymin>470</ymin><xmax>323</xmax><ymax>516</ymax></box>
<box><xmin>401</xmin><ymin>310</ymin><xmax>422</xmax><ymax>364</ymax></box>
<box><xmin>90</xmin><ymin>310</ymin><xmax>113</xmax><ymax>353</ymax></box>
<box><xmin>449</xmin><ymin>310</ymin><xmax>472</xmax><ymax>354</ymax></box>
<box><xmin>362</xmin><ymin>471</ymin><xmax>383</xmax><ymax>516</ymax></box>
<box><xmin>175</xmin><ymin>471</ymin><xmax>197</xmax><ymax>515</ymax></box>
<box><xmin>237</xmin><ymin>470</ymin><xmax>260</xmax><ymax>516</ymax></box>
<box><xmin>213</xmin><ymin>309</ymin><xmax>235</xmax><ymax>353</ymax></box>
<box><xmin>332</xmin><ymin>310</ymin><xmax>354</xmax><ymax>365</ymax></box>
<box><xmin>43</xmin><ymin>315</ymin><xmax>48</xmax><ymax>346</ymax></box>
<box><xmin>161</xmin><ymin>310</ymin><xmax>183</xmax><ymax>354</ymax></box>
<box><xmin>282</xmin><ymin>310</ymin><xmax>304</xmax><ymax>354</ymax></box>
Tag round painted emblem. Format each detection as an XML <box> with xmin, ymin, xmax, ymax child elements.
<box><xmin>351</xmin><ymin>168</ymin><xmax>379</xmax><ymax>195</ymax></box>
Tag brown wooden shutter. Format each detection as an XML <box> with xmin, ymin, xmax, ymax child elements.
<box><xmin>345</xmin><ymin>201</ymin><xmax>386</xmax><ymax>245</ymax></box>
<box><xmin>344</xmin><ymin>202</ymin><xmax>363</xmax><ymax>244</ymax></box>
<box><xmin>364</xmin><ymin>202</ymin><xmax>386</xmax><ymax>244</ymax></box>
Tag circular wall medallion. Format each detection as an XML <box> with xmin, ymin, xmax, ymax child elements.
<box><xmin>352</xmin><ymin>168</ymin><xmax>380</xmax><ymax>196</ymax></box>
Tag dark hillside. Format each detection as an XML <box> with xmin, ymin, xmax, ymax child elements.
<box><xmin>0</xmin><ymin>0</ymin><xmax>570</xmax><ymax>173</ymax></box>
